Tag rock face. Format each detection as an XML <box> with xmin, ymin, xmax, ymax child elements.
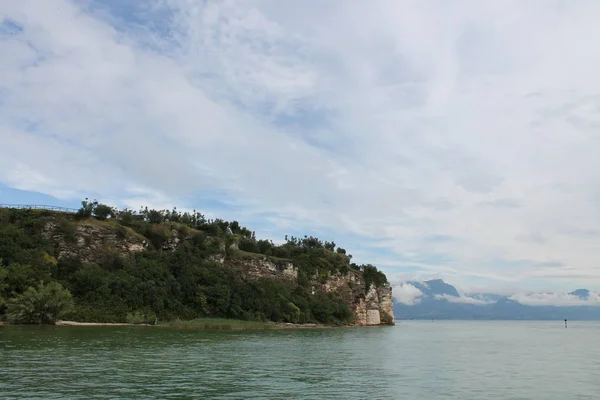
<box><xmin>43</xmin><ymin>221</ymin><xmax>148</xmax><ymax>263</ymax></box>
<box><xmin>226</xmin><ymin>254</ymin><xmax>298</xmax><ymax>282</ymax></box>
<box><xmin>320</xmin><ymin>271</ymin><xmax>394</xmax><ymax>326</ymax></box>
<box><xmin>43</xmin><ymin>219</ymin><xmax>393</xmax><ymax>326</ymax></box>
<box><xmin>353</xmin><ymin>284</ymin><xmax>395</xmax><ymax>326</ymax></box>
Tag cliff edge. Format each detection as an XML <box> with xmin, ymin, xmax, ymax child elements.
<box><xmin>0</xmin><ymin>205</ymin><xmax>394</xmax><ymax>326</ymax></box>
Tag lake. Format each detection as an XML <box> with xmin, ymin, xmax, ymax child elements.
<box><xmin>1</xmin><ymin>321</ymin><xmax>599</xmax><ymax>399</ymax></box>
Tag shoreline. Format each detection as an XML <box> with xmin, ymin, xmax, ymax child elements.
<box><xmin>57</xmin><ymin>321</ymin><xmax>151</xmax><ymax>327</ymax></box>
<box><xmin>1</xmin><ymin>317</ymin><xmax>394</xmax><ymax>329</ymax></box>
<box><xmin>57</xmin><ymin>320</ymin><xmax>347</xmax><ymax>329</ymax></box>
<box><xmin>0</xmin><ymin>320</ymin><xmax>391</xmax><ymax>330</ymax></box>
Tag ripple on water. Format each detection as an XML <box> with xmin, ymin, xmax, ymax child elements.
<box><xmin>1</xmin><ymin>322</ymin><xmax>600</xmax><ymax>399</ymax></box>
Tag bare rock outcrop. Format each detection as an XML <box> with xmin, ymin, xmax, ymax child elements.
<box><xmin>42</xmin><ymin>221</ymin><xmax>147</xmax><ymax>263</ymax></box>
<box><xmin>319</xmin><ymin>271</ymin><xmax>394</xmax><ymax>326</ymax></box>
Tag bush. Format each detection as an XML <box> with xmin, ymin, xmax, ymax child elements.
<box><xmin>93</xmin><ymin>204</ymin><xmax>114</xmax><ymax>220</ymax></box>
<box><xmin>362</xmin><ymin>264</ymin><xmax>388</xmax><ymax>291</ymax></box>
<box><xmin>256</xmin><ymin>239</ymin><xmax>273</xmax><ymax>254</ymax></box>
<box><xmin>118</xmin><ymin>210</ymin><xmax>134</xmax><ymax>226</ymax></box>
<box><xmin>0</xmin><ymin>261</ymin><xmax>7</xmax><ymax>310</ymax></box>
<box><xmin>75</xmin><ymin>198</ymin><xmax>96</xmax><ymax>220</ymax></box>
<box><xmin>238</xmin><ymin>238</ymin><xmax>259</xmax><ymax>253</ymax></box>
<box><xmin>6</xmin><ymin>281</ymin><xmax>74</xmax><ymax>325</ymax></box>
<box><xmin>125</xmin><ymin>310</ymin><xmax>157</xmax><ymax>325</ymax></box>
<box><xmin>115</xmin><ymin>224</ymin><xmax>128</xmax><ymax>239</ymax></box>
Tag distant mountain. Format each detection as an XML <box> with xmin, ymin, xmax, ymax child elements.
<box><xmin>569</xmin><ymin>289</ymin><xmax>590</xmax><ymax>300</ymax></box>
<box><xmin>469</xmin><ymin>293</ymin><xmax>507</xmax><ymax>302</ymax></box>
<box><xmin>394</xmin><ymin>280</ymin><xmax>600</xmax><ymax>320</ymax></box>
<box><xmin>407</xmin><ymin>279</ymin><xmax>460</xmax><ymax>297</ymax></box>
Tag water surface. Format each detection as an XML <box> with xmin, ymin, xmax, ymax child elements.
<box><xmin>1</xmin><ymin>321</ymin><xmax>599</xmax><ymax>399</ymax></box>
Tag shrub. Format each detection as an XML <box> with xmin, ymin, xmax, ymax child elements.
<box><xmin>256</xmin><ymin>239</ymin><xmax>273</xmax><ymax>254</ymax></box>
<box><xmin>191</xmin><ymin>232</ymin><xmax>206</xmax><ymax>247</ymax></box>
<box><xmin>115</xmin><ymin>224</ymin><xmax>128</xmax><ymax>239</ymax></box>
<box><xmin>125</xmin><ymin>310</ymin><xmax>157</xmax><ymax>325</ymax></box>
<box><xmin>239</xmin><ymin>238</ymin><xmax>259</xmax><ymax>253</ymax></box>
<box><xmin>7</xmin><ymin>281</ymin><xmax>74</xmax><ymax>325</ymax></box>
<box><xmin>93</xmin><ymin>204</ymin><xmax>114</xmax><ymax>220</ymax></box>
<box><xmin>362</xmin><ymin>264</ymin><xmax>388</xmax><ymax>291</ymax></box>
<box><xmin>75</xmin><ymin>198</ymin><xmax>96</xmax><ymax>220</ymax></box>
<box><xmin>57</xmin><ymin>220</ymin><xmax>77</xmax><ymax>244</ymax></box>
<box><xmin>0</xmin><ymin>261</ymin><xmax>7</xmax><ymax>310</ymax></box>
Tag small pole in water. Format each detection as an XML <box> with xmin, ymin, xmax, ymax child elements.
<box><xmin>564</xmin><ymin>319</ymin><xmax>567</xmax><ymax>328</ymax></box>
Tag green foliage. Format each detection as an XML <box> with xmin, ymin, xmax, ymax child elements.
<box><xmin>118</xmin><ymin>209</ymin><xmax>135</xmax><ymax>226</ymax></box>
<box><xmin>0</xmin><ymin>260</ymin><xmax>7</xmax><ymax>310</ymax></box>
<box><xmin>256</xmin><ymin>239</ymin><xmax>274</xmax><ymax>254</ymax></box>
<box><xmin>0</xmin><ymin>204</ymin><xmax>390</xmax><ymax>326</ymax></box>
<box><xmin>75</xmin><ymin>198</ymin><xmax>116</xmax><ymax>221</ymax></box>
<box><xmin>361</xmin><ymin>264</ymin><xmax>388</xmax><ymax>291</ymax></box>
<box><xmin>93</xmin><ymin>204</ymin><xmax>114</xmax><ymax>220</ymax></box>
<box><xmin>125</xmin><ymin>309</ymin><xmax>157</xmax><ymax>325</ymax></box>
<box><xmin>75</xmin><ymin>198</ymin><xmax>96</xmax><ymax>220</ymax></box>
<box><xmin>6</xmin><ymin>281</ymin><xmax>74</xmax><ymax>325</ymax></box>
<box><xmin>308</xmin><ymin>293</ymin><xmax>354</xmax><ymax>324</ymax></box>
<box><xmin>380</xmin><ymin>312</ymin><xmax>394</xmax><ymax>325</ymax></box>
<box><xmin>115</xmin><ymin>224</ymin><xmax>128</xmax><ymax>239</ymax></box>
<box><xmin>239</xmin><ymin>237</ymin><xmax>259</xmax><ymax>253</ymax></box>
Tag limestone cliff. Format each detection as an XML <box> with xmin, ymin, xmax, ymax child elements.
<box><xmin>319</xmin><ymin>271</ymin><xmax>394</xmax><ymax>326</ymax></box>
<box><xmin>42</xmin><ymin>220</ymin><xmax>148</xmax><ymax>263</ymax></box>
<box><xmin>39</xmin><ymin>216</ymin><xmax>394</xmax><ymax>326</ymax></box>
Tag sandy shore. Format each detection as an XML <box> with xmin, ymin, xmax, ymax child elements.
<box><xmin>4</xmin><ymin>320</ymin><xmax>388</xmax><ymax>329</ymax></box>
<box><xmin>56</xmin><ymin>321</ymin><xmax>346</xmax><ymax>329</ymax></box>
<box><xmin>56</xmin><ymin>321</ymin><xmax>151</xmax><ymax>327</ymax></box>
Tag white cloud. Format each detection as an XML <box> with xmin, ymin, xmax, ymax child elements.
<box><xmin>2</xmin><ymin>1</ymin><xmax>600</xmax><ymax>291</ymax></box>
<box><xmin>393</xmin><ymin>284</ymin><xmax>423</xmax><ymax>305</ymax></box>
<box><xmin>509</xmin><ymin>292</ymin><xmax>600</xmax><ymax>307</ymax></box>
<box><xmin>434</xmin><ymin>294</ymin><xmax>493</xmax><ymax>305</ymax></box>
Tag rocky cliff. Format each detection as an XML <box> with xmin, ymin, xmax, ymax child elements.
<box><xmin>17</xmin><ymin>211</ymin><xmax>394</xmax><ymax>326</ymax></box>
<box><xmin>319</xmin><ymin>271</ymin><xmax>394</xmax><ymax>325</ymax></box>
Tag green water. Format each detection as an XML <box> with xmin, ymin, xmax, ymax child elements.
<box><xmin>1</xmin><ymin>321</ymin><xmax>599</xmax><ymax>399</ymax></box>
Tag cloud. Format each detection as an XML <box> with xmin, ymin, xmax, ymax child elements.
<box><xmin>2</xmin><ymin>1</ymin><xmax>600</xmax><ymax>291</ymax></box>
<box><xmin>393</xmin><ymin>284</ymin><xmax>423</xmax><ymax>305</ymax></box>
<box><xmin>477</xmin><ymin>198</ymin><xmax>521</xmax><ymax>209</ymax></box>
<box><xmin>434</xmin><ymin>294</ymin><xmax>493</xmax><ymax>305</ymax></box>
<box><xmin>509</xmin><ymin>292</ymin><xmax>600</xmax><ymax>307</ymax></box>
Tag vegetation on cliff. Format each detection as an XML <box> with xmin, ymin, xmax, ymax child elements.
<box><xmin>0</xmin><ymin>201</ymin><xmax>389</xmax><ymax>325</ymax></box>
<box><xmin>6</xmin><ymin>281</ymin><xmax>74</xmax><ymax>325</ymax></box>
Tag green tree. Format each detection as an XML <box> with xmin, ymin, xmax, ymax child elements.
<box><xmin>93</xmin><ymin>203</ymin><xmax>114</xmax><ymax>220</ymax></box>
<box><xmin>361</xmin><ymin>264</ymin><xmax>388</xmax><ymax>291</ymax></box>
<box><xmin>6</xmin><ymin>281</ymin><xmax>75</xmax><ymax>325</ymax></box>
<box><xmin>0</xmin><ymin>260</ymin><xmax>7</xmax><ymax>309</ymax></box>
<box><xmin>75</xmin><ymin>198</ymin><xmax>97</xmax><ymax>220</ymax></box>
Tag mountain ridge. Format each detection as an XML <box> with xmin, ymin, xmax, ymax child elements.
<box><xmin>394</xmin><ymin>279</ymin><xmax>600</xmax><ymax>320</ymax></box>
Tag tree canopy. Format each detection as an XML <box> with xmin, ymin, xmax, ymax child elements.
<box><xmin>0</xmin><ymin>204</ymin><xmax>389</xmax><ymax>325</ymax></box>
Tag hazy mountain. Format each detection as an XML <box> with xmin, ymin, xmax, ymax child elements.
<box><xmin>394</xmin><ymin>280</ymin><xmax>600</xmax><ymax>320</ymax></box>
<box><xmin>569</xmin><ymin>289</ymin><xmax>590</xmax><ymax>300</ymax></box>
<box><xmin>407</xmin><ymin>279</ymin><xmax>460</xmax><ymax>297</ymax></box>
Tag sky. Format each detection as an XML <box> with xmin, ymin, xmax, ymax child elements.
<box><xmin>1</xmin><ymin>0</ymin><xmax>600</xmax><ymax>296</ymax></box>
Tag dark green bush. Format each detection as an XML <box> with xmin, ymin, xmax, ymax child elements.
<box><xmin>6</xmin><ymin>281</ymin><xmax>74</xmax><ymax>325</ymax></box>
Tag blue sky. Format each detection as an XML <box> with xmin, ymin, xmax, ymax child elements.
<box><xmin>1</xmin><ymin>0</ymin><xmax>600</xmax><ymax>296</ymax></box>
